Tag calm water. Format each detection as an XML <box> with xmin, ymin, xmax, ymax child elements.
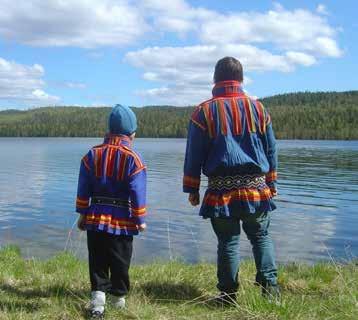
<box><xmin>0</xmin><ymin>138</ymin><xmax>357</xmax><ymax>264</ymax></box>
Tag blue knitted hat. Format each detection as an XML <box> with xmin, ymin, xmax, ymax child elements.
<box><xmin>108</xmin><ymin>104</ymin><xmax>137</xmax><ymax>135</ymax></box>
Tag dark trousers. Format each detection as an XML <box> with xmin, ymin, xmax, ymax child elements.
<box><xmin>87</xmin><ymin>230</ymin><xmax>133</xmax><ymax>296</ymax></box>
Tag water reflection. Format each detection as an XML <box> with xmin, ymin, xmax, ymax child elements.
<box><xmin>0</xmin><ymin>138</ymin><xmax>357</xmax><ymax>263</ymax></box>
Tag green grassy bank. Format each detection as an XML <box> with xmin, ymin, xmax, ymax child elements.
<box><xmin>0</xmin><ymin>246</ymin><xmax>357</xmax><ymax>320</ymax></box>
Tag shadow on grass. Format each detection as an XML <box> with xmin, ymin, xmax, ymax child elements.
<box><xmin>0</xmin><ymin>283</ymin><xmax>87</xmax><ymax>300</ymax></box>
<box><xmin>139</xmin><ymin>281</ymin><xmax>204</xmax><ymax>303</ymax></box>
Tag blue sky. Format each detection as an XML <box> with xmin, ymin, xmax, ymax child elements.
<box><xmin>0</xmin><ymin>0</ymin><xmax>357</xmax><ymax>109</ymax></box>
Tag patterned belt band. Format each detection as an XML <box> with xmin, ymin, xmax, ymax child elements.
<box><xmin>208</xmin><ymin>174</ymin><xmax>266</xmax><ymax>191</ymax></box>
<box><xmin>92</xmin><ymin>197</ymin><xmax>131</xmax><ymax>208</ymax></box>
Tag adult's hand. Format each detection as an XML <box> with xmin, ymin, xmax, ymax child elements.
<box><xmin>189</xmin><ymin>192</ymin><xmax>200</xmax><ymax>206</ymax></box>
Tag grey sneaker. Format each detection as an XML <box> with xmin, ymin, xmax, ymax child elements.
<box><xmin>110</xmin><ymin>295</ymin><xmax>126</xmax><ymax>309</ymax></box>
<box><xmin>89</xmin><ymin>291</ymin><xmax>105</xmax><ymax>319</ymax></box>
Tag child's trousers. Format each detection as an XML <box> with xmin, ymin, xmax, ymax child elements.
<box><xmin>87</xmin><ymin>230</ymin><xmax>133</xmax><ymax>296</ymax></box>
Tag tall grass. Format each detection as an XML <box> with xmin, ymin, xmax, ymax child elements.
<box><xmin>0</xmin><ymin>245</ymin><xmax>357</xmax><ymax>319</ymax></box>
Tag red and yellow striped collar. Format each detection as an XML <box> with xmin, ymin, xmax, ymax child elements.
<box><xmin>103</xmin><ymin>134</ymin><xmax>131</xmax><ymax>147</ymax></box>
<box><xmin>212</xmin><ymin>80</ymin><xmax>245</xmax><ymax>98</ymax></box>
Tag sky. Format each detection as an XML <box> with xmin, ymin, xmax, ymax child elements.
<box><xmin>0</xmin><ymin>0</ymin><xmax>357</xmax><ymax>109</ymax></box>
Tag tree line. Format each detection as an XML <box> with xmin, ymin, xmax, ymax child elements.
<box><xmin>0</xmin><ymin>91</ymin><xmax>357</xmax><ymax>140</ymax></box>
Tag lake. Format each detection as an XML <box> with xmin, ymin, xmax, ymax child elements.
<box><xmin>0</xmin><ymin>138</ymin><xmax>357</xmax><ymax>264</ymax></box>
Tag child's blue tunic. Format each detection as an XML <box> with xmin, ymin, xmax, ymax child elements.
<box><xmin>76</xmin><ymin>134</ymin><xmax>147</xmax><ymax>235</ymax></box>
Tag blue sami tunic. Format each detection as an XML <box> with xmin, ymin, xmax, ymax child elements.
<box><xmin>183</xmin><ymin>81</ymin><xmax>278</xmax><ymax>218</ymax></box>
<box><xmin>76</xmin><ymin>134</ymin><xmax>147</xmax><ymax>235</ymax></box>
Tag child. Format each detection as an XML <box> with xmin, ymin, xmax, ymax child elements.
<box><xmin>76</xmin><ymin>104</ymin><xmax>147</xmax><ymax>319</ymax></box>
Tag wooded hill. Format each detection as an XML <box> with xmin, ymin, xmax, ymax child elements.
<box><xmin>0</xmin><ymin>91</ymin><xmax>357</xmax><ymax>140</ymax></box>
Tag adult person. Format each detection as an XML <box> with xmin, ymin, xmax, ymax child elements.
<box><xmin>183</xmin><ymin>57</ymin><xmax>279</xmax><ymax>304</ymax></box>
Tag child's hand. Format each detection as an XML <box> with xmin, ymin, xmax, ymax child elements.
<box><xmin>138</xmin><ymin>223</ymin><xmax>147</xmax><ymax>232</ymax></box>
<box><xmin>77</xmin><ymin>215</ymin><xmax>86</xmax><ymax>231</ymax></box>
<box><xmin>189</xmin><ymin>192</ymin><xmax>200</xmax><ymax>206</ymax></box>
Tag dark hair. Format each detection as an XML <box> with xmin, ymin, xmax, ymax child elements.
<box><xmin>214</xmin><ymin>57</ymin><xmax>243</xmax><ymax>83</ymax></box>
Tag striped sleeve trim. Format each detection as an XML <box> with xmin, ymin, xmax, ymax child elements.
<box><xmin>76</xmin><ymin>197</ymin><xmax>90</xmax><ymax>209</ymax></box>
<box><xmin>132</xmin><ymin>206</ymin><xmax>147</xmax><ymax>217</ymax></box>
<box><xmin>183</xmin><ymin>175</ymin><xmax>200</xmax><ymax>189</ymax></box>
<box><xmin>265</xmin><ymin>171</ymin><xmax>278</xmax><ymax>183</ymax></box>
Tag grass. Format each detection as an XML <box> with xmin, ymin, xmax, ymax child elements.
<box><xmin>0</xmin><ymin>245</ymin><xmax>357</xmax><ymax>320</ymax></box>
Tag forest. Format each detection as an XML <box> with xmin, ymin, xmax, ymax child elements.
<box><xmin>0</xmin><ymin>91</ymin><xmax>357</xmax><ymax>140</ymax></box>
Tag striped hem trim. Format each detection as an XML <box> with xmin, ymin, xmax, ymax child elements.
<box><xmin>85</xmin><ymin>214</ymin><xmax>139</xmax><ymax>231</ymax></box>
<box><xmin>203</xmin><ymin>187</ymin><xmax>273</xmax><ymax>206</ymax></box>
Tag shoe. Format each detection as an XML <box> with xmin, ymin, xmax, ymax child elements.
<box><xmin>88</xmin><ymin>309</ymin><xmax>105</xmax><ymax>319</ymax></box>
<box><xmin>111</xmin><ymin>296</ymin><xmax>126</xmax><ymax>309</ymax></box>
<box><xmin>212</xmin><ymin>292</ymin><xmax>237</xmax><ymax>307</ymax></box>
<box><xmin>262</xmin><ymin>285</ymin><xmax>281</xmax><ymax>303</ymax></box>
<box><xmin>89</xmin><ymin>291</ymin><xmax>106</xmax><ymax>319</ymax></box>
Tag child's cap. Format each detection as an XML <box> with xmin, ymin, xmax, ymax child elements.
<box><xmin>108</xmin><ymin>104</ymin><xmax>137</xmax><ymax>136</ymax></box>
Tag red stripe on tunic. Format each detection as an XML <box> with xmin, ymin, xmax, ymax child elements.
<box><xmin>94</xmin><ymin>148</ymin><xmax>103</xmax><ymax>178</ymax></box>
<box><xmin>230</xmin><ymin>98</ymin><xmax>242</xmax><ymax>135</ymax></box>
<box><xmin>105</xmin><ymin>147</ymin><xmax>116</xmax><ymax>177</ymax></box>
<box><xmin>255</xmin><ymin>100</ymin><xmax>265</xmax><ymax>134</ymax></box>
<box><xmin>243</xmin><ymin>98</ymin><xmax>255</xmax><ymax>133</ymax></box>
<box><xmin>218</xmin><ymin>100</ymin><xmax>228</xmax><ymax>135</ymax></box>
<box><xmin>203</xmin><ymin>103</ymin><xmax>216</xmax><ymax>138</ymax></box>
<box><xmin>117</xmin><ymin>153</ymin><xmax>128</xmax><ymax>181</ymax></box>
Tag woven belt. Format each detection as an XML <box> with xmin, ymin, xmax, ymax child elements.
<box><xmin>208</xmin><ymin>174</ymin><xmax>266</xmax><ymax>191</ymax></box>
<box><xmin>92</xmin><ymin>197</ymin><xmax>131</xmax><ymax>208</ymax></box>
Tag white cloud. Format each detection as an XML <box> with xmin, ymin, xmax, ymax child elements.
<box><xmin>317</xmin><ymin>4</ymin><xmax>329</xmax><ymax>15</ymax></box>
<box><xmin>126</xmin><ymin>44</ymin><xmax>315</xmax><ymax>105</ymax></box>
<box><xmin>125</xmin><ymin>2</ymin><xmax>342</xmax><ymax>105</ymax></box>
<box><xmin>64</xmin><ymin>82</ymin><xmax>87</xmax><ymax>89</ymax></box>
<box><xmin>285</xmin><ymin>51</ymin><xmax>316</xmax><ymax>66</ymax></box>
<box><xmin>199</xmin><ymin>6</ymin><xmax>342</xmax><ymax>58</ymax></box>
<box><xmin>0</xmin><ymin>57</ymin><xmax>60</xmax><ymax>105</ymax></box>
<box><xmin>0</xmin><ymin>0</ymin><xmax>148</xmax><ymax>48</ymax></box>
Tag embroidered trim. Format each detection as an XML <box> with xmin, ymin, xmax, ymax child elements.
<box><xmin>208</xmin><ymin>175</ymin><xmax>266</xmax><ymax>191</ymax></box>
